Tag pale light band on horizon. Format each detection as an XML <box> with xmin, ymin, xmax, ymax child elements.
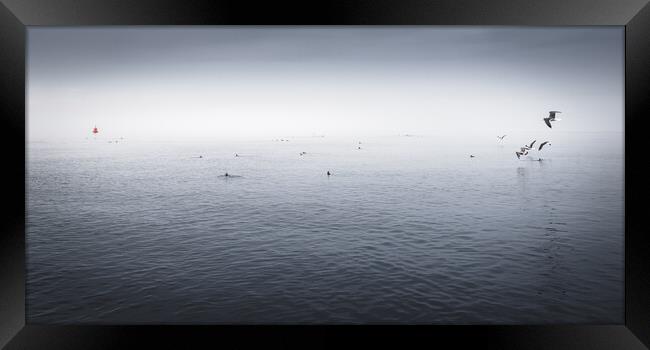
<box><xmin>27</xmin><ymin>27</ymin><xmax>624</xmax><ymax>141</ymax></box>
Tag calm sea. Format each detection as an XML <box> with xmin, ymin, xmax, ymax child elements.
<box><xmin>26</xmin><ymin>132</ymin><xmax>624</xmax><ymax>324</ymax></box>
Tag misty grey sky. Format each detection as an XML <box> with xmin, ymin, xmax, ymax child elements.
<box><xmin>28</xmin><ymin>27</ymin><xmax>624</xmax><ymax>140</ymax></box>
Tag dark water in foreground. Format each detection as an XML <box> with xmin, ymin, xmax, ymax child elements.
<box><xmin>27</xmin><ymin>133</ymin><xmax>624</xmax><ymax>324</ymax></box>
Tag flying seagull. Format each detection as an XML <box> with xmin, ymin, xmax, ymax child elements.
<box><xmin>515</xmin><ymin>149</ymin><xmax>530</xmax><ymax>159</ymax></box>
<box><xmin>538</xmin><ymin>141</ymin><xmax>551</xmax><ymax>151</ymax></box>
<box><xmin>519</xmin><ymin>140</ymin><xmax>535</xmax><ymax>152</ymax></box>
<box><xmin>526</xmin><ymin>140</ymin><xmax>536</xmax><ymax>149</ymax></box>
<box><xmin>543</xmin><ymin>111</ymin><xmax>562</xmax><ymax>128</ymax></box>
<box><xmin>497</xmin><ymin>135</ymin><xmax>507</xmax><ymax>141</ymax></box>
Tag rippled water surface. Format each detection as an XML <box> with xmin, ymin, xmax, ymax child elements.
<box><xmin>27</xmin><ymin>132</ymin><xmax>624</xmax><ymax>324</ymax></box>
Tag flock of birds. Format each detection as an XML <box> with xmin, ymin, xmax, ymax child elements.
<box><xmin>514</xmin><ymin>139</ymin><xmax>551</xmax><ymax>160</ymax></box>
<box><xmin>496</xmin><ymin>110</ymin><xmax>561</xmax><ymax>161</ymax></box>
<box><xmin>199</xmin><ymin>110</ymin><xmax>564</xmax><ymax>177</ymax></box>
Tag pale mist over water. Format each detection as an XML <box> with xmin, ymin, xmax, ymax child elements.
<box><xmin>27</xmin><ymin>27</ymin><xmax>624</xmax><ymax>324</ymax></box>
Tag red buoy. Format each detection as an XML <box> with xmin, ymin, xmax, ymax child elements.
<box><xmin>92</xmin><ymin>126</ymin><xmax>98</xmax><ymax>134</ymax></box>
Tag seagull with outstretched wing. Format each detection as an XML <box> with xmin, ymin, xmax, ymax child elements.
<box><xmin>527</xmin><ymin>140</ymin><xmax>536</xmax><ymax>149</ymax></box>
<box><xmin>515</xmin><ymin>149</ymin><xmax>529</xmax><ymax>159</ymax></box>
<box><xmin>543</xmin><ymin>111</ymin><xmax>562</xmax><ymax>128</ymax></box>
<box><xmin>538</xmin><ymin>141</ymin><xmax>551</xmax><ymax>151</ymax></box>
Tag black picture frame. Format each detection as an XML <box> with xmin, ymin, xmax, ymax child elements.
<box><xmin>1</xmin><ymin>1</ymin><xmax>649</xmax><ymax>348</ymax></box>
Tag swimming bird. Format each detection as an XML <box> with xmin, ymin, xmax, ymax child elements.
<box><xmin>218</xmin><ymin>173</ymin><xmax>242</xmax><ymax>178</ymax></box>
<box><xmin>470</xmin><ymin>155</ymin><xmax>475</xmax><ymax>158</ymax></box>
<box><xmin>538</xmin><ymin>141</ymin><xmax>551</xmax><ymax>151</ymax></box>
<box><xmin>543</xmin><ymin>111</ymin><xmax>562</xmax><ymax>128</ymax></box>
<box><xmin>497</xmin><ymin>135</ymin><xmax>507</xmax><ymax>141</ymax></box>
